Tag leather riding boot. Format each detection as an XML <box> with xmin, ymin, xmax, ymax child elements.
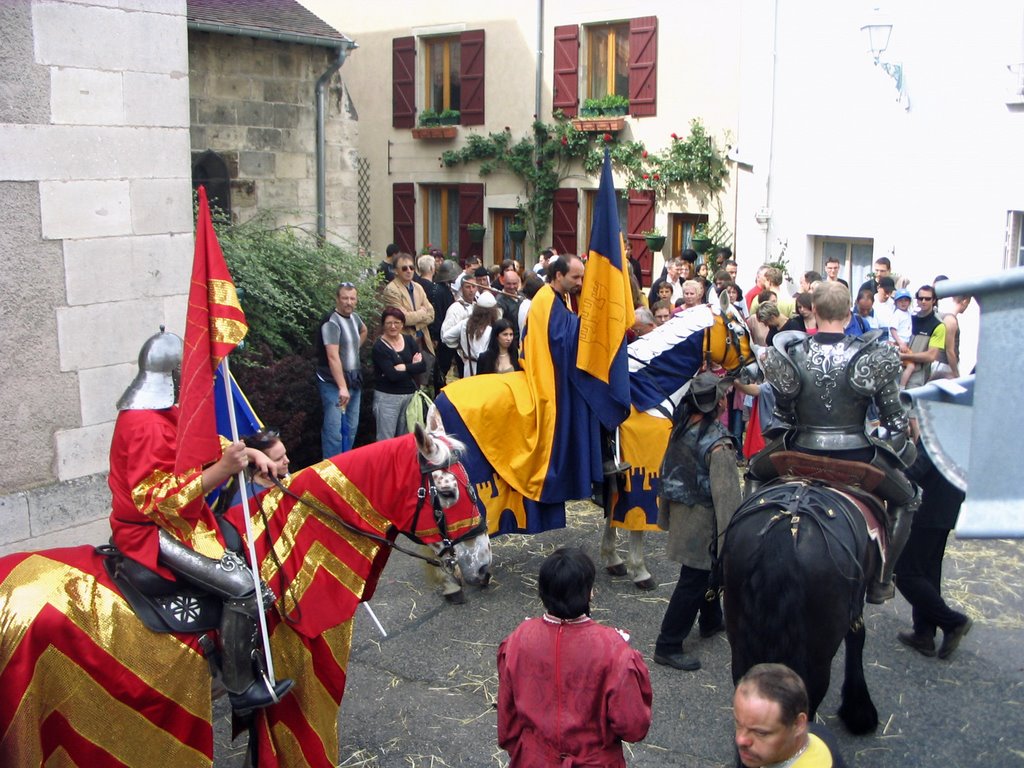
<box><xmin>868</xmin><ymin>490</ymin><xmax>921</xmax><ymax>605</ymax></box>
<box><xmin>220</xmin><ymin>596</ymin><xmax>293</xmax><ymax>715</ymax></box>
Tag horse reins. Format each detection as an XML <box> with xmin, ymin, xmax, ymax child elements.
<box><xmin>265</xmin><ymin>462</ymin><xmax>483</xmax><ymax>574</ymax></box>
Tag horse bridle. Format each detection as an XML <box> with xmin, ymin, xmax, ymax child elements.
<box><xmin>265</xmin><ymin>459</ymin><xmax>485</xmax><ymax>578</ymax></box>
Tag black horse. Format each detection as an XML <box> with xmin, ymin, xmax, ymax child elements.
<box><xmin>722</xmin><ymin>468</ymin><xmax>882</xmax><ymax>734</ymax></box>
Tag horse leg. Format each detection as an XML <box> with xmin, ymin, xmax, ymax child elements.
<box><xmin>837</xmin><ymin>619</ymin><xmax>879</xmax><ymax>734</ymax></box>
<box><xmin>627</xmin><ymin>530</ymin><xmax>655</xmax><ymax>590</ymax></box>
<box><xmin>600</xmin><ymin>480</ymin><xmax>627</xmax><ymax>576</ymax></box>
<box><xmin>421</xmin><ymin>553</ymin><xmax>466</xmax><ymax>605</ymax></box>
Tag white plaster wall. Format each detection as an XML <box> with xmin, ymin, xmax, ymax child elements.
<box><xmin>0</xmin><ymin>0</ymin><xmax>191</xmax><ymax>545</ymax></box>
<box><xmin>735</xmin><ymin>0</ymin><xmax>1024</xmax><ymax>293</ymax></box>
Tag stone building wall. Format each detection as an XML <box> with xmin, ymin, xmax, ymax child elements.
<box><xmin>188</xmin><ymin>31</ymin><xmax>358</xmax><ymax>244</ymax></box>
<box><xmin>0</xmin><ymin>0</ymin><xmax>193</xmax><ymax>551</ymax></box>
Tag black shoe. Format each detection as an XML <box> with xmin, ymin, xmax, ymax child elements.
<box><xmin>699</xmin><ymin>622</ymin><xmax>725</xmax><ymax>639</ymax></box>
<box><xmin>653</xmin><ymin>651</ymin><xmax>701</xmax><ymax>671</ymax></box>
<box><xmin>602</xmin><ymin>459</ymin><xmax>631</xmax><ymax>476</ymax></box>
<box><xmin>229</xmin><ymin>677</ymin><xmax>295</xmax><ymax>716</ymax></box>
<box><xmin>897</xmin><ymin>631</ymin><xmax>936</xmax><ymax>657</ymax></box>
<box><xmin>938</xmin><ymin>618</ymin><xmax>973</xmax><ymax>660</ymax></box>
<box><xmin>866</xmin><ymin>580</ymin><xmax>895</xmax><ymax>605</ymax></box>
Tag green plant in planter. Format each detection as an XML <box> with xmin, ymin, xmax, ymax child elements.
<box><xmin>599</xmin><ymin>93</ymin><xmax>630</xmax><ymax>116</ymax></box>
<box><xmin>643</xmin><ymin>226</ymin><xmax>666</xmax><ymax>252</ymax></box>
<box><xmin>418</xmin><ymin>109</ymin><xmax>439</xmax><ymax>126</ymax></box>
<box><xmin>467</xmin><ymin>222</ymin><xmax>486</xmax><ymax>242</ymax></box>
<box><xmin>691</xmin><ymin>223</ymin><xmax>713</xmax><ymax>253</ymax></box>
<box><xmin>508</xmin><ymin>220</ymin><xmax>528</xmax><ymax>242</ymax></box>
<box><xmin>438</xmin><ymin>108</ymin><xmax>461</xmax><ymax>125</ymax></box>
<box><xmin>580</xmin><ymin>97</ymin><xmax>603</xmax><ymax>118</ymax></box>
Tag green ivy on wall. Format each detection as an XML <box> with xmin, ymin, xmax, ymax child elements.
<box><xmin>439</xmin><ymin>116</ymin><xmax>730</xmax><ymax>251</ymax></box>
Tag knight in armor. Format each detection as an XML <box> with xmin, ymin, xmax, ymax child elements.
<box><xmin>108</xmin><ymin>328</ymin><xmax>294</xmax><ymax>713</ymax></box>
<box><xmin>747</xmin><ymin>281</ymin><xmax>921</xmax><ymax>603</ymax></box>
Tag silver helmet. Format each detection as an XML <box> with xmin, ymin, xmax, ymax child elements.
<box><xmin>116</xmin><ymin>327</ymin><xmax>184</xmax><ymax>411</ymax></box>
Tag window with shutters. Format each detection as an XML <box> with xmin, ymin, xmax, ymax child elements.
<box><xmin>421</xmin><ymin>186</ymin><xmax>461</xmax><ymax>254</ymax></box>
<box><xmin>424</xmin><ymin>36</ymin><xmax>461</xmax><ymax>113</ymax></box>
<box><xmin>393</xmin><ymin>31</ymin><xmax>485</xmax><ymax>129</ymax></box>
<box><xmin>586</xmin><ymin>23</ymin><xmax>629</xmax><ymax>101</ymax></box>
<box><xmin>554</xmin><ymin>18</ymin><xmax>656</xmax><ymax>118</ymax></box>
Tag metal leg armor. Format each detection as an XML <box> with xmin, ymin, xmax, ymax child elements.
<box><xmin>867</xmin><ymin>488</ymin><xmax>922</xmax><ymax>605</ymax></box>
<box><xmin>219</xmin><ymin>598</ymin><xmax>294</xmax><ymax>714</ymax></box>
<box><xmin>157</xmin><ymin>531</ymin><xmax>293</xmax><ymax>712</ymax></box>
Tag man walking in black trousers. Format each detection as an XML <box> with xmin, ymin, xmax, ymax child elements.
<box><xmin>895</xmin><ymin>445</ymin><xmax>973</xmax><ymax>659</ymax></box>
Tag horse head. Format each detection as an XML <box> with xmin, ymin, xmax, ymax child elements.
<box><xmin>704</xmin><ymin>291</ymin><xmax>754</xmax><ymax>374</ymax></box>
<box><xmin>413</xmin><ymin>424</ymin><xmax>492</xmax><ymax>588</ymax></box>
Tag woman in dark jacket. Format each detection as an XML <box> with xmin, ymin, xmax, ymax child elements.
<box><xmin>372</xmin><ymin>307</ymin><xmax>425</xmax><ymax>440</ymax></box>
<box><xmin>477</xmin><ymin>318</ymin><xmax>522</xmax><ymax>375</ymax></box>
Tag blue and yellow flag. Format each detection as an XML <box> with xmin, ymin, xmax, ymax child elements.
<box><xmin>577</xmin><ymin>149</ymin><xmax>635</xmax><ymax>429</ymax></box>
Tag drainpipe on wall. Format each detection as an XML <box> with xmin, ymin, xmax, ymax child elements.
<box><xmin>535</xmin><ymin>0</ymin><xmax>544</xmax><ymax>121</ymax></box>
<box><xmin>316</xmin><ymin>40</ymin><xmax>358</xmax><ymax>243</ymax></box>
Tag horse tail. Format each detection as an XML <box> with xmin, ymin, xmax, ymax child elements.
<box><xmin>737</xmin><ymin>512</ymin><xmax>809</xmax><ymax>679</ymax></box>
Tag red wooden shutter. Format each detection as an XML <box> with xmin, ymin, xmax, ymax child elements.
<box><xmin>627</xmin><ymin>189</ymin><xmax>655</xmax><ymax>286</ymax></box>
<box><xmin>628</xmin><ymin>17</ymin><xmax>657</xmax><ymax>118</ymax></box>
<box><xmin>393</xmin><ymin>36</ymin><xmax>416</xmax><ymax>129</ymax></box>
<box><xmin>460</xmin><ymin>30</ymin><xmax>485</xmax><ymax>126</ymax></box>
<box><xmin>459</xmin><ymin>183</ymin><xmax>485</xmax><ymax>259</ymax></box>
<box><xmin>551</xmin><ymin>187</ymin><xmax>578</xmax><ymax>256</ymax></box>
<box><xmin>552</xmin><ymin>25</ymin><xmax>580</xmax><ymax>118</ymax></box>
<box><xmin>393</xmin><ymin>182</ymin><xmax>415</xmax><ymax>254</ymax></box>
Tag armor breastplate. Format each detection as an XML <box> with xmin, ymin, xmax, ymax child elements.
<box><xmin>660</xmin><ymin>420</ymin><xmax>734</xmax><ymax>507</ymax></box>
<box><xmin>763</xmin><ymin>331</ymin><xmax>899</xmax><ymax>453</ymax></box>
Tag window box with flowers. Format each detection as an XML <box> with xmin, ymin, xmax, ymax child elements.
<box><xmin>412</xmin><ymin>109</ymin><xmax>458</xmax><ymax>139</ymax></box>
<box><xmin>572</xmin><ymin>96</ymin><xmax>628</xmax><ymax>132</ymax></box>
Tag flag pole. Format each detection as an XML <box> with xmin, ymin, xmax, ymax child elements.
<box><xmin>220</xmin><ymin>357</ymin><xmax>280</xmax><ymax>690</ymax></box>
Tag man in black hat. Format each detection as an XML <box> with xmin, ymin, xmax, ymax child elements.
<box><xmin>653</xmin><ymin>372</ymin><xmax>742</xmax><ymax>671</ymax></box>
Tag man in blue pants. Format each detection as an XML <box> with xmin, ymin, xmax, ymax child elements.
<box><xmin>315</xmin><ymin>282</ymin><xmax>367</xmax><ymax>456</ymax></box>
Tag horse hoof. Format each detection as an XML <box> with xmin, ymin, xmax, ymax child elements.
<box><xmin>634</xmin><ymin>578</ymin><xmax>657</xmax><ymax>591</ymax></box>
<box><xmin>605</xmin><ymin>564</ymin><xmax>627</xmax><ymax>577</ymax></box>
<box><xmin>444</xmin><ymin>590</ymin><xmax>467</xmax><ymax>605</ymax></box>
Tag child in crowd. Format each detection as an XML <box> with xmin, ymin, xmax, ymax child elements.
<box><xmin>497</xmin><ymin>548</ymin><xmax>652</xmax><ymax>767</ymax></box>
<box><xmin>890</xmin><ymin>288</ymin><xmax>913</xmax><ymax>348</ymax></box>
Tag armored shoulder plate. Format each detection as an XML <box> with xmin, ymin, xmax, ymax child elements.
<box><xmin>848</xmin><ymin>336</ymin><xmax>902</xmax><ymax>396</ymax></box>
<box><xmin>761</xmin><ymin>331</ymin><xmax>806</xmax><ymax>398</ymax></box>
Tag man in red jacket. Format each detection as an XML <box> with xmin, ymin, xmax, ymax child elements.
<box><xmin>497</xmin><ymin>548</ymin><xmax>652</xmax><ymax>766</ymax></box>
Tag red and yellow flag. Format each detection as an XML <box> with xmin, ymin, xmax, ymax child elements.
<box><xmin>175</xmin><ymin>186</ymin><xmax>248</xmax><ymax>474</ymax></box>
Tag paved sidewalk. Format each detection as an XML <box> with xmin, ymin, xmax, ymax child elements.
<box><xmin>211</xmin><ymin>500</ymin><xmax>1024</xmax><ymax>767</ymax></box>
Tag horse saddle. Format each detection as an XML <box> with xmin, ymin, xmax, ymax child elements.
<box><xmin>768</xmin><ymin>450</ymin><xmax>886</xmax><ymax>493</ymax></box>
<box><xmin>98</xmin><ymin>545</ymin><xmax>222</xmax><ymax>635</ymax></box>
<box><xmin>765</xmin><ymin>450</ymin><xmax>888</xmax><ymax>552</ymax></box>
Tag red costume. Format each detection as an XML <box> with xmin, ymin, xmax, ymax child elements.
<box><xmin>108</xmin><ymin>407</ymin><xmax>227</xmax><ymax>580</ymax></box>
<box><xmin>497</xmin><ymin>615</ymin><xmax>653</xmax><ymax>767</ymax></box>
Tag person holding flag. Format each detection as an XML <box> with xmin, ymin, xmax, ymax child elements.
<box><xmin>107</xmin><ymin>187</ymin><xmax>293</xmax><ymax>715</ymax></box>
<box><xmin>434</xmin><ymin>149</ymin><xmax>634</xmax><ymax>532</ymax></box>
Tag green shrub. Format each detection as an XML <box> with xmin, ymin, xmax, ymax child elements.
<box><xmin>212</xmin><ymin>211</ymin><xmax>381</xmax><ymax>467</ymax></box>
<box><xmin>215</xmin><ymin>213</ymin><xmax>381</xmax><ymax>362</ymax></box>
